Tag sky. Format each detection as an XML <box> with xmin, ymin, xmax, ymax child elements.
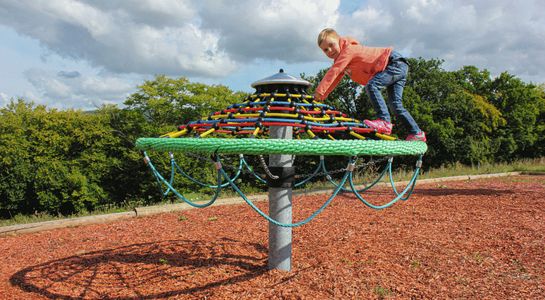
<box><xmin>0</xmin><ymin>0</ymin><xmax>544</xmax><ymax>110</ymax></box>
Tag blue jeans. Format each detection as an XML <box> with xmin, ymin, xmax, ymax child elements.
<box><xmin>364</xmin><ymin>51</ymin><xmax>421</xmax><ymax>134</ymax></box>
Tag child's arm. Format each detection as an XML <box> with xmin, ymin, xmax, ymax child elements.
<box><xmin>315</xmin><ymin>74</ymin><xmax>344</xmax><ymax>101</ymax></box>
<box><xmin>314</xmin><ymin>49</ymin><xmax>353</xmax><ymax>101</ymax></box>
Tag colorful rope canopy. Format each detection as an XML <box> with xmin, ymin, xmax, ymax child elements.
<box><xmin>156</xmin><ymin>92</ymin><xmax>401</xmax><ymax>141</ymax></box>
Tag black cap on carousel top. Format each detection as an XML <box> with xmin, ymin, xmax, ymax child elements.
<box><xmin>251</xmin><ymin>69</ymin><xmax>311</xmax><ymax>94</ymax></box>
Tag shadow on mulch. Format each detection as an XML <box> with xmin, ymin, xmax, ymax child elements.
<box><xmin>10</xmin><ymin>238</ymin><xmax>268</xmax><ymax>299</ymax></box>
<box><xmin>341</xmin><ymin>186</ymin><xmax>516</xmax><ymax>197</ymax></box>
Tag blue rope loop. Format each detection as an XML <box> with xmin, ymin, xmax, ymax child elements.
<box><xmin>143</xmin><ymin>151</ymin><xmax>223</xmax><ymax>208</ymax></box>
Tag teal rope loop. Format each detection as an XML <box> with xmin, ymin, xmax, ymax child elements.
<box><xmin>144</xmin><ymin>152</ymin><xmax>223</xmax><ymax>208</ymax></box>
<box><xmin>293</xmin><ymin>156</ymin><xmax>325</xmax><ymax>188</ymax></box>
<box><xmin>241</xmin><ymin>155</ymin><xmax>268</xmax><ymax>184</ymax></box>
<box><xmin>347</xmin><ymin>156</ymin><xmax>422</xmax><ymax>209</ymax></box>
<box><xmin>387</xmin><ymin>155</ymin><xmax>422</xmax><ymax>200</ymax></box>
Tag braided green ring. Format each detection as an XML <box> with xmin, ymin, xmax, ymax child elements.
<box><xmin>136</xmin><ymin>138</ymin><xmax>427</xmax><ymax>156</ymax></box>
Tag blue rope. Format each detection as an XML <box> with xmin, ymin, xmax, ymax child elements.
<box><xmin>143</xmin><ymin>151</ymin><xmax>423</xmax><ymax>225</ymax></box>
<box><xmin>241</xmin><ymin>156</ymin><xmax>267</xmax><ymax>184</ymax></box>
<box><xmin>219</xmin><ymin>118</ymin><xmax>259</xmax><ymax>123</ymax></box>
<box><xmin>143</xmin><ymin>151</ymin><xmax>175</xmax><ymax>197</ymax></box>
<box><xmin>144</xmin><ymin>152</ymin><xmax>222</xmax><ymax>208</ymax></box>
<box><xmin>387</xmin><ymin>155</ymin><xmax>423</xmax><ymax>200</ymax></box>
<box><xmin>228</xmin><ymin>101</ymin><xmax>333</xmax><ymax>109</ymax></box>
<box><xmin>162</xmin><ymin>153</ymin><xmax>177</xmax><ymax>196</ymax></box>
<box><xmin>294</xmin><ymin>156</ymin><xmax>327</xmax><ymax>188</ymax></box>
<box><xmin>347</xmin><ymin>162</ymin><xmax>421</xmax><ymax>209</ymax></box>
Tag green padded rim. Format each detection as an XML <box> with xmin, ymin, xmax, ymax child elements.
<box><xmin>136</xmin><ymin>138</ymin><xmax>427</xmax><ymax>156</ymax></box>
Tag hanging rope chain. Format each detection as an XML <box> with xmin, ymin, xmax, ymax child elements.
<box><xmin>258</xmin><ymin>155</ymin><xmax>279</xmax><ymax>180</ymax></box>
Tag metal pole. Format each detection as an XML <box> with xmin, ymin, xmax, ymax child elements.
<box><xmin>268</xmin><ymin>125</ymin><xmax>294</xmax><ymax>271</ymax></box>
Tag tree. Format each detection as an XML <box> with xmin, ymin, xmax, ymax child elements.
<box><xmin>487</xmin><ymin>73</ymin><xmax>545</xmax><ymax>160</ymax></box>
<box><xmin>124</xmin><ymin>75</ymin><xmax>247</xmax><ymax>132</ymax></box>
<box><xmin>122</xmin><ymin>75</ymin><xmax>252</xmax><ymax>199</ymax></box>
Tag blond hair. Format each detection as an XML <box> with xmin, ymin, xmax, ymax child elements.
<box><xmin>317</xmin><ymin>28</ymin><xmax>339</xmax><ymax>46</ymax></box>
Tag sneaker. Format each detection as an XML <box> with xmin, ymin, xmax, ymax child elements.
<box><xmin>364</xmin><ymin>119</ymin><xmax>393</xmax><ymax>135</ymax></box>
<box><xmin>406</xmin><ymin>131</ymin><xmax>427</xmax><ymax>142</ymax></box>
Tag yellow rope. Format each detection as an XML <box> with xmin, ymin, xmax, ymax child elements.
<box><xmin>349</xmin><ymin>131</ymin><xmax>366</xmax><ymax>140</ymax></box>
<box><xmin>336</xmin><ymin>117</ymin><xmax>360</xmax><ymax>122</ymax></box>
<box><xmin>304</xmin><ymin>116</ymin><xmax>329</xmax><ymax>121</ymax></box>
<box><xmin>249</xmin><ymin>93</ymin><xmax>312</xmax><ymax>99</ymax></box>
<box><xmin>375</xmin><ymin>133</ymin><xmax>397</xmax><ymax>140</ymax></box>
<box><xmin>199</xmin><ymin>128</ymin><xmax>215</xmax><ymax>138</ymax></box>
<box><xmin>161</xmin><ymin>128</ymin><xmax>188</xmax><ymax>138</ymax></box>
<box><xmin>266</xmin><ymin>112</ymin><xmax>298</xmax><ymax>118</ymax></box>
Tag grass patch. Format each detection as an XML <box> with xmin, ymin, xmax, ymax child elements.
<box><xmin>373</xmin><ymin>285</ymin><xmax>393</xmax><ymax>299</ymax></box>
<box><xmin>472</xmin><ymin>252</ymin><xmax>485</xmax><ymax>264</ymax></box>
<box><xmin>410</xmin><ymin>259</ymin><xmax>422</xmax><ymax>269</ymax></box>
<box><xmin>0</xmin><ymin>204</ymin><xmax>136</xmax><ymax>227</ymax></box>
<box><xmin>419</xmin><ymin>157</ymin><xmax>545</xmax><ymax>180</ymax></box>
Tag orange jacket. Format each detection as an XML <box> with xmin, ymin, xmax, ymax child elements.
<box><xmin>315</xmin><ymin>37</ymin><xmax>392</xmax><ymax>100</ymax></box>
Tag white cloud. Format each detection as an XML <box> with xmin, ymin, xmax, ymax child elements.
<box><xmin>0</xmin><ymin>0</ymin><xmax>338</xmax><ymax>78</ymax></box>
<box><xmin>0</xmin><ymin>0</ymin><xmax>236</xmax><ymax>77</ymax></box>
<box><xmin>0</xmin><ymin>92</ymin><xmax>10</xmax><ymax>107</ymax></box>
<box><xmin>198</xmin><ymin>0</ymin><xmax>339</xmax><ymax>63</ymax></box>
<box><xmin>23</xmin><ymin>68</ymin><xmax>137</xmax><ymax>109</ymax></box>
<box><xmin>338</xmin><ymin>0</ymin><xmax>545</xmax><ymax>82</ymax></box>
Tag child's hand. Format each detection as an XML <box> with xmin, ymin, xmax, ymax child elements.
<box><xmin>314</xmin><ymin>91</ymin><xmax>324</xmax><ymax>101</ymax></box>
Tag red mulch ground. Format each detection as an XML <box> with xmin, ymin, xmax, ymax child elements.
<box><xmin>1</xmin><ymin>175</ymin><xmax>544</xmax><ymax>299</ymax></box>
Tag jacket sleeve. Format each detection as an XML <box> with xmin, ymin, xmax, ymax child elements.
<box><xmin>315</xmin><ymin>47</ymin><xmax>353</xmax><ymax>99</ymax></box>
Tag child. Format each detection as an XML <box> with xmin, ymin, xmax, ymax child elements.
<box><xmin>314</xmin><ymin>28</ymin><xmax>426</xmax><ymax>141</ymax></box>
